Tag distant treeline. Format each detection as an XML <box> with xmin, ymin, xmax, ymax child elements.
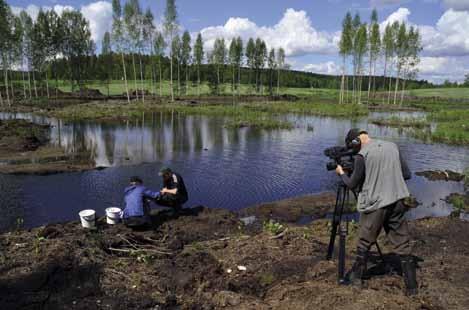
<box><xmin>6</xmin><ymin>53</ymin><xmax>434</xmax><ymax>94</ymax></box>
<box><xmin>0</xmin><ymin>0</ymin><xmax>436</xmax><ymax>106</ymax></box>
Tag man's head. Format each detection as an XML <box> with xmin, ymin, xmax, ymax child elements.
<box><xmin>130</xmin><ymin>176</ymin><xmax>143</xmax><ymax>185</ymax></box>
<box><xmin>158</xmin><ymin>166</ymin><xmax>173</xmax><ymax>181</ymax></box>
<box><xmin>345</xmin><ymin>128</ymin><xmax>370</xmax><ymax>151</ymax></box>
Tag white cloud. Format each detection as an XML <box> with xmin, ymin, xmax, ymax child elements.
<box><xmin>443</xmin><ymin>0</ymin><xmax>469</xmax><ymax>11</ymax></box>
<box><xmin>11</xmin><ymin>1</ymin><xmax>112</xmax><ymax>44</ymax></box>
<box><xmin>419</xmin><ymin>9</ymin><xmax>469</xmax><ymax>57</ymax></box>
<box><xmin>199</xmin><ymin>8</ymin><xmax>337</xmax><ymax>57</ymax></box>
<box><xmin>303</xmin><ymin>61</ymin><xmax>340</xmax><ymax>75</ymax></box>
<box><xmin>381</xmin><ymin>7</ymin><xmax>411</xmax><ymax>27</ymax></box>
<box><xmin>418</xmin><ymin>56</ymin><xmax>469</xmax><ymax>82</ymax></box>
<box><xmin>80</xmin><ymin>1</ymin><xmax>113</xmax><ymax>43</ymax></box>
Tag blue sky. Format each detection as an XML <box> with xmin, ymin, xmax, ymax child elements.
<box><xmin>9</xmin><ymin>0</ymin><xmax>469</xmax><ymax>83</ymax></box>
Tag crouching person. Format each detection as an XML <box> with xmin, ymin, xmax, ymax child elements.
<box><xmin>122</xmin><ymin>176</ymin><xmax>160</xmax><ymax>228</ymax></box>
<box><xmin>156</xmin><ymin>167</ymin><xmax>188</xmax><ymax>213</ymax></box>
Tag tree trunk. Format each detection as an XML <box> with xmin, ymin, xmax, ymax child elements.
<box><xmin>9</xmin><ymin>70</ymin><xmax>14</xmax><ymax>103</ymax></box>
<box><xmin>121</xmin><ymin>52</ymin><xmax>130</xmax><ymax>104</ymax></box>
<box><xmin>131</xmin><ymin>54</ymin><xmax>138</xmax><ymax>100</ymax></box>
<box><xmin>382</xmin><ymin>56</ymin><xmax>388</xmax><ymax>104</ymax></box>
<box><xmin>186</xmin><ymin>64</ymin><xmax>189</xmax><ymax>95</ymax></box>
<box><xmin>367</xmin><ymin>53</ymin><xmax>373</xmax><ymax>104</ymax></box>
<box><xmin>27</xmin><ymin>70</ymin><xmax>32</xmax><ymax>100</ymax></box>
<box><xmin>400</xmin><ymin>79</ymin><xmax>406</xmax><ymax>106</ymax></box>
<box><xmin>217</xmin><ymin>65</ymin><xmax>220</xmax><ymax>95</ymax></box>
<box><xmin>170</xmin><ymin>38</ymin><xmax>174</xmax><ymax>102</ymax></box>
<box><xmin>45</xmin><ymin>70</ymin><xmax>50</xmax><ymax>99</ymax></box>
<box><xmin>4</xmin><ymin>68</ymin><xmax>10</xmax><ymax>107</ymax></box>
<box><xmin>54</xmin><ymin>57</ymin><xmax>58</xmax><ymax>99</ymax></box>
<box><xmin>372</xmin><ymin>62</ymin><xmax>377</xmax><ymax>102</ymax></box>
<box><xmin>393</xmin><ymin>70</ymin><xmax>400</xmax><ymax>105</ymax></box>
<box><xmin>159</xmin><ymin>57</ymin><xmax>163</xmax><ymax>97</ymax></box>
<box><xmin>32</xmin><ymin>70</ymin><xmax>38</xmax><ymax>98</ymax></box>
<box><xmin>22</xmin><ymin>70</ymin><xmax>27</xmax><ymax>100</ymax></box>
<box><xmin>197</xmin><ymin>64</ymin><xmax>200</xmax><ymax>97</ymax></box>
<box><xmin>277</xmin><ymin>68</ymin><xmax>280</xmax><ymax>96</ymax></box>
<box><xmin>387</xmin><ymin>75</ymin><xmax>393</xmax><ymax>105</ymax></box>
<box><xmin>232</xmin><ymin>64</ymin><xmax>235</xmax><ymax>104</ymax></box>
<box><xmin>139</xmin><ymin>54</ymin><xmax>145</xmax><ymax>103</ymax></box>
<box><xmin>238</xmin><ymin>64</ymin><xmax>241</xmax><ymax>97</ymax></box>
<box><xmin>177</xmin><ymin>60</ymin><xmax>180</xmax><ymax>96</ymax></box>
<box><xmin>0</xmin><ymin>80</ymin><xmax>3</xmax><ymax>106</ymax></box>
<box><xmin>340</xmin><ymin>56</ymin><xmax>346</xmax><ymax>104</ymax></box>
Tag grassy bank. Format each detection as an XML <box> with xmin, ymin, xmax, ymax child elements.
<box><xmin>46</xmin><ymin>100</ymin><xmax>369</xmax><ymax>130</ymax></box>
<box><xmin>370</xmin><ymin>116</ymin><xmax>430</xmax><ymax>129</ymax></box>
<box><xmin>407</xmin><ymin>87</ymin><xmax>469</xmax><ymax>99</ymax></box>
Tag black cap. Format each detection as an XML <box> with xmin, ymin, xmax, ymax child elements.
<box><xmin>345</xmin><ymin>128</ymin><xmax>368</xmax><ymax>145</ymax></box>
<box><xmin>130</xmin><ymin>176</ymin><xmax>143</xmax><ymax>184</ymax></box>
<box><xmin>158</xmin><ymin>166</ymin><xmax>172</xmax><ymax>176</ymax></box>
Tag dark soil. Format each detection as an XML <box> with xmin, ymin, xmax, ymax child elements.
<box><xmin>1</xmin><ymin>197</ymin><xmax>469</xmax><ymax>310</ymax></box>
<box><xmin>0</xmin><ymin>119</ymin><xmax>50</xmax><ymax>153</ymax></box>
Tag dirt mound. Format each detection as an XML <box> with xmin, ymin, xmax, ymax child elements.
<box><xmin>1</xmin><ymin>204</ymin><xmax>469</xmax><ymax>309</ymax></box>
<box><xmin>0</xmin><ymin>120</ymin><xmax>50</xmax><ymax>153</ymax></box>
<box><xmin>240</xmin><ymin>193</ymin><xmax>336</xmax><ymax>223</ymax></box>
<box><xmin>416</xmin><ymin>170</ymin><xmax>465</xmax><ymax>182</ymax></box>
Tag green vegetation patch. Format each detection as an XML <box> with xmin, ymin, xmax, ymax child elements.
<box><xmin>371</xmin><ymin>116</ymin><xmax>429</xmax><ymax>129</ymax></box>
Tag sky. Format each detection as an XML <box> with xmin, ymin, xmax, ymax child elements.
<box><xmin>8</xmin><ymin>0</ymin><xmax>469</xmax><ymax>84</ymax></box>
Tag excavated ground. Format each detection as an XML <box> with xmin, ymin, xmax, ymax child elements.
<box><xmin>1</xmin><ymin>196</ymin><xmax>469</xmax><ymax>310</ymax></box>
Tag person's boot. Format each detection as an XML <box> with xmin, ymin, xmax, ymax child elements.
<box><xmin>346</xmin><ymin>249</ymin><xmax>368</xmax><ymax>287</ymax></box>
<box><xmin>400</xmin><ymin>255</ymin><xmax>418</xmax><ymax>296</ymax></box>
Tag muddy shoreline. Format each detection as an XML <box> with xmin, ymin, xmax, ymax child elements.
<box><xmin>0</xmin><ymin>119</ymin><xmax>96</xmax><ymax>175</ymax></box>
<box><xmin>1</xmin><ymin>193</ymin><xmax>469</xmax><ymax>309</ymax></box>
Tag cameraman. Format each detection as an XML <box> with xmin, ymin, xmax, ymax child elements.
<box><xmin>335</xmin><ymin>129</ymin><xmax>417</xmax><ymax>295</ymax></box>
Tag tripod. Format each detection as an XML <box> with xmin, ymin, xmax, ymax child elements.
<box><xmin>326</xmin><ymin>181</ymin><xmax>383</xmax><ymax>284</ymax></box>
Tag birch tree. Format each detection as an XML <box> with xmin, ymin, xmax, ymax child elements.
<box><xmin>164</xmin><ymin>0</ymin><xmax>178</xmax><ymax>102</ymax></box>
<box><xmin>154</xmin><ymin>31</ymin><xmax>166</xmax><ymax>97</ymax></box>
<box><xmin>339</xmin><ymin>12</ymin><xmax>353</xmax><ymax>104</ymax></box>
<box><xmin>193</xmin><ymin>33</ymin><xmax>204</xmax><ymax>96</ymax></box>
<box><xmin>112</xmin><ymin>0</ymin><xmax>130</xmax><ymax>103</ymax></box>
<box><xmin>367</xmin><ymin>9</ymin><xmax>380</xmax><ymax>103</ymax></box>
<box><xmin>276</xmin><ymin>47</ymin><xmax>285</xmax><ymax>95</ymax></box>
<box><xmin>181</xmin><ymin>31</ymin><xmax>191</xmax><ymax>95</ymax></box>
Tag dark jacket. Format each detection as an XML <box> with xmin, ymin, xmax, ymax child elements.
<box><xmin>122</xmin><ymin>185</ymin><xmax>160</xmax><ymax>219</ymax></box>
<box><xmin>163</xmin><ymin>173</ymin><xmax>188</xmax><ymax>204</ymax></box>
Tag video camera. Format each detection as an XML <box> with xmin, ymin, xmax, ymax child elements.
<box><xmin>324</xmin><ymin>145</ymin><xmax>356</xmax><ymax>172</ymax></box>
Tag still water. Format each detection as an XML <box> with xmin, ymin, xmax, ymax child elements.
<box><xmin>0</xmin><ymin>111</ymin><xmax>467</xmax><ymax>232</ymax></box>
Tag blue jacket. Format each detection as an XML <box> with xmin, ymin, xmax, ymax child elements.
<box><xmin>122</xmin><ymin>185</ymin><xmax>160</xmax><ymax>219</ymax></box>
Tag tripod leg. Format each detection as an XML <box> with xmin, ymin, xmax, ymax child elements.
<box><xmin>327</xmin><ymin>185</ymin><xmax>347</xmax><ymax>260</ymax></box>
<box><xmin>327</xmin><ymin>186</ymin><xmax>342</xmax><ymax>260</ymax></box>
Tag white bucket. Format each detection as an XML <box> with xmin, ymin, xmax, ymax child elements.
<box><xmin>460</xmin><ymin>212</ymin><xmax>469</xmax><ymax>222</ymax></box>
<box><xmin>106</xmin><ymin>207</ymin><xmax>122</xmax><ymax>225</ymax></box>
<box><xmin>79</xmin><ymin>209</ymin><xmax>96</xmax><ymax>229</ymax></box>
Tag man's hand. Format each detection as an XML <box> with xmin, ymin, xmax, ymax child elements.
<box><xmin>160</xmin><ymin>188</ymin><xmax>168</xmax><ymax>194</ymax></box>
<box><xmin>335</xmin><ymin>165</ymin><xmax>345</xmax><ymax>176</ymax></box>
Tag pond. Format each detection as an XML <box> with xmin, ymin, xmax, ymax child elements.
<box><xmin>0</xmin><ymin>110</ymin><xmax>467</xmax><ymax>232</ymax></box>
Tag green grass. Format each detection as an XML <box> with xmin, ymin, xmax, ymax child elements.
<box><xmin>426</xmin><ymin>109</ymin><xmax>469</xmax><ymax>145</ymax></box>
<box><xmin>407</xmin><ymin>88</ymin><xmax>469</xmax><ymax>99</ymax></box>
<box><xmin>370</xmin><ymin>116</ymin><xmax>430</xmax><ymax>129</ymax></box>
<box><xmin>48</xmin><ymin>100</ymin><xmax>370</xmax><ymax>127</ymax></box>
<box><xmin>52</xmin><ymin>79</ymin><xmax>340</xmax><ymax>100</ymax></box>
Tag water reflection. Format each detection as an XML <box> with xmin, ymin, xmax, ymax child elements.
<box><xmin>0</xmin><ymin>111</ymin><xmax>468</xmax><ymax>231</ymax></box>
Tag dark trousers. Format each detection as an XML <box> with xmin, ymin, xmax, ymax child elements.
<box><xmin>155</xmin><ymin>194</ymin><xmax>184</xmax><ymax>210</ymax></box>
<box><xmin>357</xmin><ymin>199</ymin><xmax>411</xmax><ymax>256</ymax></box>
